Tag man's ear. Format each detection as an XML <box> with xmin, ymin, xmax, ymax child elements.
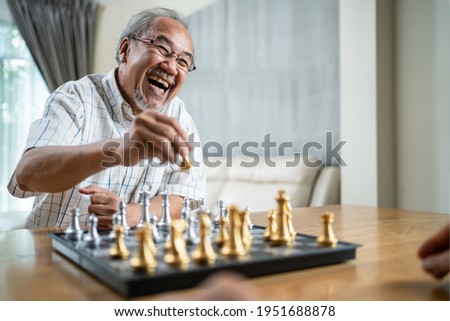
<box><xmin>118</xmin><ymin>37</ymin><xmax>130</xmax><ymax>63</ymax></box>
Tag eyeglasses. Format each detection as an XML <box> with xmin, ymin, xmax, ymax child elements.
<box><xmin>131</xmin><ymin>36</ymin><xmax>196</xmax><ymax>72</ymax></box>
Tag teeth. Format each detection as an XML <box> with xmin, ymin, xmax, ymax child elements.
<box><xmin>150</xmin><ymin>83</ymin><xmax>165</xmax><ymax>93</ymax></box>
<box><xmin>148</xmin><ymin>75</ymin><xmax>169</xmax><ymax>90</ymax></box>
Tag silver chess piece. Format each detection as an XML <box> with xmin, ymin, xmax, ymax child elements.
<box><xmin>137</xmin><ymin>186</ymin><xmax>151</xmax><ymax>228</ymax></box>
<box><xmin>157</xmin><ymin>190</ymin><xmax>172</xmax><ymax>230</ymax></box>
<box><xmin>83</xmin><ymin>214</ymin><xmax>101</xmax><ymax>246</ymax></box>
<box><xmin>150</xmin><ymin>214</ymin><xmax>161</xmax><ymax>243</ymax></box>
<box><xmin>108</xmin><ymin>213</ymin><xmax>121</xmax><ymax>241</ymax></box>
<box><xmin>244</xmin><ymin>205</ymin><xmax>254</xmax><ymax>229</ymax></box>
<box><xmin>65</xmin><ymin>208</ymin><xmax>83</xmax><ymax>240</ymax></box>
<box><xmin>118</xmin><ymin>200</ymin><xmax>130</xmax><ymax>232</ymax></box>
<box><xmin>212</xmin><ymin>200</ymin><xmax>226</xmax><ymax>227</ymax></box>
<box><xmin>181</xmin><ymin>197</ymin><xmax>190</xmax><ymax>221</ymax></box>
<box><xmin>185</xmin><ymin>214</ymin><xmax>200</xmax><ymax>245</ymax></box>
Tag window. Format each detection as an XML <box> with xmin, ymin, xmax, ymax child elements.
<box><xmin>0</xmin><ymin>22</ymin><xmax>49</xmax><ymax>213</ymax></box>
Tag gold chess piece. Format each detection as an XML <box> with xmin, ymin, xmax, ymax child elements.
<box><xmin>220</xmin><ymin>205</ymin><xmax>247</xmax><ymax>258</ymax></box>
<box><xmin>109</xmin><ymin>224</ymin><xmax>129</xmax><ymax>259</ymax></box>
<box><xmin>317</xmin><ymin>211</ymin><xmax>338</xmax><ymax>247</ymax></box>
<box><xmin>215</xmin><ymin>215</ymin><xmax>229</xmax><ymax>247</ymax></box>
<box><xmin>130</xmin><ymin>226</ymin><xmax>157</xmax><ymax>272</ymax></box>
<box><xmin>239</xmin><ymin>207</ymin><xmax>253</xmax><ymax>250</ymax></box>
<box><xmin>163</xmin><ymin>220</ymin><xmax>190</xmax><ymax>266</ymax></box>
<box><xmin>264</xmin><ymin>209</ymin><xmax>277</xmax><ymax>241</ymax></box>
<box><xmin>180</xmin><ymin>157</ymin><xmax>192</xmax><ymax>171</ymax></box>
<box><xmin>192</xmin><ymin>213</ymin><xmax>217</xmax><ymax>265</ymax></box>
<box><xmin>143</xmin><ymin>222</ymin><xmax>158</xmax><ymax>256</ymax></box>
<box><xmin>271</xmin><ymin>190</ymin><xmax>295</xmax><ymax>246</ymax></box>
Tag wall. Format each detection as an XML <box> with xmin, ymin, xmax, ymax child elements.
<box><xmin>340</xmin><ymin>0</ymin><xmax>450</xmax><ymax>214</ymax></box>
<box><xmin>93</xmin><ymin>0</ymin><xmax>215</xmax><ymax>73</ymax></box>
<box><xmin>395</xmin><ymin>0</ymin><xmax>450</xmax><ymax>213</ymax></box>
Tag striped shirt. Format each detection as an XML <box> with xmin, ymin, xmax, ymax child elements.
<box><xmin>8</xmin><ymin>69</ymin><xmax>206</xmax><ymax>229</ymax></box>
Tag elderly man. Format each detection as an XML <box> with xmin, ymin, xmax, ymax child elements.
<box><xmin>8</xmin><ymin>8</ymin><xmax>206</xmax><ymax>229</ymax></box>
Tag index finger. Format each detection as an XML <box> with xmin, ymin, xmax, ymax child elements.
<box><xmin>418</xmin><ymin>224</ymin><xmax>450</xmax><ymax>259</ymax></box>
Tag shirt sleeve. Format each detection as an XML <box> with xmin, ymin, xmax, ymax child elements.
<box><xmin>8</xmin><ymin>82</ymin><xmax>85</xmax><ymax>198</ymax></box>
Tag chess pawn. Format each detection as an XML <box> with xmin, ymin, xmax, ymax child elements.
<box><xmin>220</xmin><ymin>205</ymin><xmax>246</xmax><ymax>258</ymax></box>
<box><xmin>192</xmin><ymin>212</ymin><xmax>217</xmax><ymax>265</ymax></box>
<box><xmin>214</xmin><ymin>216</ymin><xmax>229</xmax><ymax>247</ymax></box>
<box><xmin>185</xmin><ymin>214</ymin><xmax>200</xmax><ymax>245</ymax></box>
<box><xmin>317</xmin><ymin>211</ymin><xmax>338</xmax><ymax>247</ymax></box>
<box><xmin>109</xmin><ymin>224</ymin><xmax>129</xmax><ymax>259</ymax></box>
<box><xmin>83</xmin><ymin>214</ymin><xmax>101</xmax><ymax>246</ymax></box>
<box><xmin>163</xmin><ymin>220</ymin><xmax>190</xmax><ymax>266</ymax></box>
<box><xmin>239</xmin><ymin>207</ymin><xmax>253</xmax><ymax>250</ymax></box>
<box><xmin>130</xmin><ymin>226</ymin><xmax>157</xmax><ymax>272</ymax></box>
<box><xmin>65</xmin><ymin>208</ymin><xmax>83</xmax><ymax>240</ymax></box>
<box><xmin>118</xmin><ymin>201</ymin><xmax>130</xmax><ymax>232</ymax></box>
<box><xmin>108</xmin><ymin>213</ymin><xmax>121</xmax><ymax>241</ymax></box>
<box><xmin>158</xmin><ymin>190</ymin><xmax>172</xmax><ymax>231</ymax></box>
<box><xmin>271</xmin><ymin>190</ymin><xmax>294</xmax><ymax>246</ymax></box>
<box><xmin>264</xmin><ymin>209</ymin><xmax>277</xmax><ymax>241</ymax></box>
<box><xmin>212</xmin><ymin>200</ymin><xmax>226</xmax><ymax>227</ymax></box>
<box><xmin>137</xmin><ymin>187</ymin><xmax>151</xmax><ymax>228</ymax></box>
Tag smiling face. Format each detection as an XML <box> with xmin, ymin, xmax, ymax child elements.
<box><xmin>117</xmin><ymin>17</ymin><xmax>194</xmax><ymax>113</ymax></box>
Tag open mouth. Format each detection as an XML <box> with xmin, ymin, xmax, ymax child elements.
<box><xmin>147</xmin><ymin>74</ymin><xmax>170</xmax><ymax>93</ymax></box>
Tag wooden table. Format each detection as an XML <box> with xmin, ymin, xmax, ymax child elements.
<box><xmin>0</xmin><ymin>205</ymin><xmax>448</xmax><ymax>300</ymax></box>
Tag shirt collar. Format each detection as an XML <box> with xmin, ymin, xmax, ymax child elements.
<box><xmin>102</xmin><ymin>68</ymin><xmax>135</xmax><ymax>123</ymax></box>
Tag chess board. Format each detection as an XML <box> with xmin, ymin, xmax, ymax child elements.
<box><xmin>49</xmin><ymin>226</ymin><xmax>359</xmax><ymax>298</ymax></box>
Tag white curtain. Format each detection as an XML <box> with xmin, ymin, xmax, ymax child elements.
<box><xmin>182</xmin><ymin>0</ymin><xmax>339</xmax><ymax>163</ymax></box>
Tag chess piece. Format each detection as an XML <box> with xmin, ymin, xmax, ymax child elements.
<box><xmin>163</xmin><ymin>220</ymin><xmax>190</xmax><ymax>266</ymax></box>
<box><xmin>65</xmin><ymin>208</ymin><xmax>83</xmax><ymax>240</ymax></box>
<box><xmin>180</xmin><ymin>197</ymin><xmax>190</xmax><ymax>221</ymax></box>
<box><xmin>118</xmin><ymin>200</ymin><xmax>130</xmax><ymax>232</ymax></box>
<box><xmin>180</xmin><ymin>157</ymin><xmax>192</xmax><ymax>171</ymax></box>
<box><xmin>317</xmin><ymin>211</ymin><xmax>338</xmax><ymax>247</ymax></box>
<box><xmin>108</xmin><ymin>213</ymin><xmax>121</xmax><ymax>241</ymax></box>
<box><xmin>264</xmin><ymin>209</ymin><xmax>277</xmax><ymax>241</ymax></box>
<box><xmin>244</xmin><ymin>205</ymin><xmax>254</xmax><ymax>229</ymax></box>
<box><xmin>157</xmin><ymin>190</ymin><xmax>172</xmax><ymax>230</ymax></box>
<box><xmin>185</xmin><ymin>214</ymin><xmax>200</xmax><ymax>245</ymax></box>
<box><xmin>192</xmin><ymin>212</ymin><xmax>217</xmax><ymax>265</ymax></box>
<box><xmin>150</xmin><ymin>215</ymin><xmax>161</xmax><ymax>243</ymax></box>
<box><xmin>214</xmin><ymin>216</ymin><xmax>229</xmax><ymax>247</ymax></box>
<box><xmin>271</xmin><ymin>190</ymin><xmax>294</xmax><ymax>246</ymax></box>
<box><xmin>137</xmin><ymin>186</ymin><xmax>151</xmax><ymax>228</ymax></box>
<box><xmin>130</xmin><ymin>225</ymin><xmax>157</xmax><ymax>272</ymax></box>
<box><xmin>83</xmin><ymin>214</ymin><xmax>101</xmax><ymax>246</ymax></box>
<box><xmin>212</xmin><ymin>200</ymin><xmax>226</xmax><ymax>227</ymax></box>
<box><xmin>239</xmin><ymin>207</ymin><xmax>253</xmax><ymax>250</ymax></box>
<box><xmin>220</xmin><ymin>205</ymin><xmax>247</xmax><ymax>258</ymax></box>
<box><xmin>109</xmin><ymin>224</ymin><xmax>129</xmax><ymax>259</ymax></box>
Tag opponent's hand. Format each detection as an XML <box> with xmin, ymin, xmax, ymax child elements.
<box><xmin>417</xmin><ymin>224</ymin><xmax>450</xmax><ymax>279</ymax></box>
<box><xmin>123</xmin><ymin>109</ymin><xmax>191</xmax><ymax>166</ymax></box>
<box><xmin>79</xmin><ymin>185</ymin><xmax>119</xmax><ymax>229</ymax></box>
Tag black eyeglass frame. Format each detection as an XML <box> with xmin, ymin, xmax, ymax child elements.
<box><xmin>131</xmin><ymin>35</ymin><xmax>197</xmax><ymax>72</ymax></box>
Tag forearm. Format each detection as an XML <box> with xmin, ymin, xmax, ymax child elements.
<box><xmin>15</xmin><ymin>140</ymin><xmax>121</xmax><ymax>193</ymax></box>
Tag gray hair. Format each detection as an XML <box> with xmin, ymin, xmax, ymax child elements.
<box><xmin>115</xmin><ymin>8</ymin><xmax>191</xmax><ymax>65</ymax></box>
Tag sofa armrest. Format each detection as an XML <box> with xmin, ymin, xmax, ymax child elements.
<box><xmin>309</xmin><ymin>166</ymin><xmax>340</xmax><ymax>206</ymax></box>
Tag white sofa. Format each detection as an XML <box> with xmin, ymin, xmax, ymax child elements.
<box><xmin>204</xmin><ymin>156</ymin><xmax>340</xmax><ymax>212</ymax></box>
